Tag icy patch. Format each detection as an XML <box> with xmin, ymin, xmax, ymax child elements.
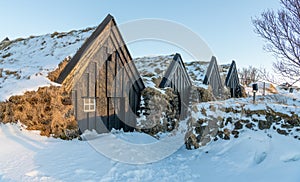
<box><xmin>25</xmin><ymin>170</ymin><xmax>39</xmax><ymax>177</ymax></box>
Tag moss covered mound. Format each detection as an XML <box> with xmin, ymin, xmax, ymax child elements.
<box><xmin>0</xmin><ymin>86</ymin><xmax>78</xmax><ymax>139</ymax></box>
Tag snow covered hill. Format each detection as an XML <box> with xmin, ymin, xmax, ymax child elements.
<box><xmin>0</xmin><ymin>28</ymin><xmax>95</xmax><ymax>101</ymax></box>
<box><xmin>133</xmin><ymin>54</ymin><xmax>230</xmax><ymax>89</ymax></box>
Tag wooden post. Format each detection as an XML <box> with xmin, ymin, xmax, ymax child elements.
<box><xmin>253</xmin><ymin>92</ymin><xmax>256</xmax><ymax>104</ymax></box>
<box><xmin>263</xmin><ymin>82</ymin><xmax>266</xmax><ymax>96</ymax></box>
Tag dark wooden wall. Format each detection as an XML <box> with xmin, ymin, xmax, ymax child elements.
<box><xmin>225</xmin><ymin>60</ymin><xmax>242</xmax><ymax>98</ymax></box>
<box><xmin>159</xmin><ymin>53</ymin><xmax>192</xmax><ymax>118</ymax></box>
<box><xmin>73</xmin><ymin>39</ymin><xmax>144</xmax><ymax>133</ymax></box>
<box><xmin>58</xmin><ymin>15</ymin><xmax>144</xmax><ymax>133</ymax></box>
<box><xmin>203</xmin><ymin>56</ymin><xmax>223</xmax><ymax>98</ymax></box>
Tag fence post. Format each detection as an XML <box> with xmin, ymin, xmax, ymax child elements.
<box><xmin>263</xmin><ymin>82</ymin><xmax>266</xmax><ymax>96</ymax></box>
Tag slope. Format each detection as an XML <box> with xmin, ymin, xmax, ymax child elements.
<box><xmin>0</xmin><ymin>28</ymin><xmax>95</xmax><ymax>101</ymax></box>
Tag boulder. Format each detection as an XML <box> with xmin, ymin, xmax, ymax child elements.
<box><xmin>277</xmin><ymin>128</ymin><xmax>288</xmax><ymax>136</ymax></box>
<box><xmin>185</xmin><ymin>133</ymin><xmax>200</xmax><ymax>150</ymax></box>
<box><xmin>258</xmin><ymin>120</ymin><xmax>272</xmax><ymax>130</ymax></box>
<box><xmin>223</xmin><ymin>128</ymin><xmax>231</xmax><ymax>140</ymax></box>
<box><xmin>234</xmin><ymin>121</ymin><xmax>243</xmax><ymax>130</ymax></box>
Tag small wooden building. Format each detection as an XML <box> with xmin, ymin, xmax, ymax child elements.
<box><xmin>225</xmin><ymin>60</ymin><xmax>242</xmax><ymax>98</ymax></box>
<box><xmin>203</xmin><ymin>56</ymin><xmax>223</xmax><ymax>98</ymax></box>
<box><xmin>159</xmin><ymin>53</ymin><xmax>192</xmax><ymax>117</ymax></box>
<box><xmin>56</xmin><ymin>14</ymin><xmax>145</xmax><ymax>133</ymax></box>
<box><xmin>134</xmin><ymin>54</ymin><xmax>192</xmax><ymax>118</ymax></box>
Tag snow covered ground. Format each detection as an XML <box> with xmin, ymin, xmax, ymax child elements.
<box><xmin>1</xmin><ymin>115</ymin><xmax>300</xmax><ymax>182</ymax></box>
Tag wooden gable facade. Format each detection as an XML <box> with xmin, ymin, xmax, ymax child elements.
<box><xmin>159</xmin><ymin>53</ymin><xmax>192</xmax><ymax>117</ymax></box>
<box><xmin>203</xmin><ymin>56</ymin><xmax>223</xmax><ymax>98</ymax></box>
<box><xmin>56</xmin><ymin>14</ymin><xmax>145</xmax><ymax>133</ymax></box>
<box><xmin>225</xmin><ymin>60</ymin><xmax>242</xmax><ymax>98</ymax></box>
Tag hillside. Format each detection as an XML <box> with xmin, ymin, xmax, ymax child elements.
<box><xmin>0</xmin><ymin>28</ymin><xmax>95</xmax><ymax>101</ymax></box>
<box><xmin>0</xmin><ymin>30</ymin><xmax>233</xmax><ymax>102</ymax></box>
<box><xmin>134</xmin><ymin>55</ymin><xmax>230</xmax><ymax>89</ymax></box>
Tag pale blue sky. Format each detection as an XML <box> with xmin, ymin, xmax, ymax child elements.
<box><xmin>0</xmin><ymin>0</ymin><xmax>281</xmax><ymax>69</ymax></box>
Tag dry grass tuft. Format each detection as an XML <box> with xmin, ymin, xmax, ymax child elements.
<box><xmin>0</xmin><ymin>86</ymin><xmax>78</xmax><ymax>139</ymax></box>
<box><xmin>48</xmin><ymin>56</ymin><xmax>71</xmax><ymax>82</ymax></box>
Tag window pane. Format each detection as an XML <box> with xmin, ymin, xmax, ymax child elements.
<box><xmin>83</xmin><ymin>98</ymin><xmax>96</xmax><ymax>112</ymax></box>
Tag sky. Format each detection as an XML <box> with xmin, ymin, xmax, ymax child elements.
<box><xmin>0</xmin><ymin>0</ymin><xmax>282</xmax><ymax>69</ymax></box>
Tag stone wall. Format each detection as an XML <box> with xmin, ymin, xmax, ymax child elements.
<box><xmin>136</xmin><ymin>87</ymin><xmax>180</xmax><ymax>137</ymax></box>
<box><xmin>185</xmin><ymin>98</ymin><xmax>300</xmax><ymax>149</ymax></box>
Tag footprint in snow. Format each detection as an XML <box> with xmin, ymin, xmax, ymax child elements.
<box><xmin>254</xmin><ymin>152</ymin><xmax>267</xmax><ymax>165</ymax></box>
<box><xmin>280</xmin><ymin>153</ymin><xmax>300</xmax><ymax>162</ymax></box>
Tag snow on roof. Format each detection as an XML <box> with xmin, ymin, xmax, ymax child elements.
<box><xmin>0</xmin><ymin>28</ymin><xmax>95</xmax><ymax>101</ymax></box>
<box><xmin>134</xmin><ymin>55</ymin><xmax>232</xmax><ymax>89</ymax></box>
<box><xmin>133</xmin><ymin>54</ymin><xmax>174</xmax><ymax>88</ymax></box>
<box><xmin>184</xmin><ymin>61</ymin><xmax>209</xmax><ymax>88</ymax></box>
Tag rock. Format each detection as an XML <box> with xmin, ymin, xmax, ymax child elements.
<box><xmin>197</xmin><ymin>119</ymin><xmax>205</xmax><ymax>125</ymax></box>
<box><xmin>258</xmin><ymin>120</ymin><xmax>272</xmax><ymax>130</ymax></box>
<box><xmin>196</xmin><ymin>134</ymin><xmax>202</xmax><ymax>143</ymax></box>
<box><xmin>219</xmin><ymin>122</ymin><xmax>224</xmax><ymax>129</ymax></box>
<box><xmin>224</xmin><ymin>135</ymin><xmax>230</xmax><ymax>140</ymax></box>
<box><xmin>281</xmin><ymin>124</ymin><xmax>293</xmax><ymax>129</ymax></box>
<box><xmin>274</xmin><ymin>116</ymin><xmax>282</xmax><ymax>122</ymax></box>
<box><xmin>231</xmin><ymin>130</ymin><xmax>239</xmax><ymax>138</ymax></box>
<box><xmin>225</xmin><ymin>117</ymin><xmax>232</xmax><ymax>125</ymax></box>
<box><xmin>64</xmin><ymin>129</ymin><xmax>79</xmax><ymax>139</ymax></box>
<box><xmin>277</xmin><ymin>128</ymin><xmax>288</xmax><ymax>136</ymax></box>
<box><xmin>245</xmin><ymin>122</ymin><xmax>254</xmax><ymax>129</ymax></box>
<box><xmin>240</xmin><ymin>119</ymin><xmax>250</xmax><ymax>124</ymax></box>
<box><xmin>1</xmin><ymin>37</ymin><xmax>10</xmax><ymax>42</ymax></box>
<box><xmin>223</xmin><ymin>128</ymin><xmax>230</xmax><ymax>140</ymax></box>
<box><xmin>234</xmin><ymin>121</ymin><xmax>243</xmax><ymax>130</ymax></box>
<box><xmin>217</xmin><ymin>130</ymin><xmax>224</xmax><ymax>139</ymax></box>
<box><xmin>200</xmin><ymin>136</ymin><xmax>211</xmax><ymax>146</ymax></box>
<box><xmin>185</xmin><ymin>133</ymin><xmax>200</xmax><ymax>149</ymax></box>
<box><xmin>286</xmin><ymin>119</ymin><xmax>300</xmax><ymax>127</ymax></box>
<box><xmin>266</xmin><ymin>114</ymin><xmax>275</xmax><ymax>122</ymax></box>
<box><xmin>195</xmin><ymin>126</ymin><xmax>206</xmax><ymax>136</ymax></box>
<box><xmin>138</xmin><ymin>87</ymin><xmax>180</xmax><ymax>135</ymax></box>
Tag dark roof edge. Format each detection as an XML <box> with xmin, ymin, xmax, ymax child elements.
<box><xmin>56</xmin><ymin>14</ymin><xmax>114</xmax><ymax>84</ymax></box>
<box><xmin>159</xmin><ymin>53</ymin><xmax>192</xmax><ymax>88</ymax></box>
<box><xmin>203</xmin><ymin>56</ymin><xmax>219</xmax><ymax>84</ymax></box>
<box><xmin>225</xmin><ymin>60</ymin><xmax>236</xmax><ymax>86</ymax></box>
<box><xmin>174</xmin><ymin>53</ymin><xmax>192</xmax><ymax>85</ymax></box>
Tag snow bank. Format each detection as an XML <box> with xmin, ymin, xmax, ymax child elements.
<box><xmin>1</xmin><ymin>121</ymin><xmax>300</xmax><ymax>181</ymax></box>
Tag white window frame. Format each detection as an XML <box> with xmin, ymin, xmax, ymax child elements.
<box><xmin>83</xmin><ymin>98</ymin><xmax>96</xmax><ymax>112</ymax></box>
